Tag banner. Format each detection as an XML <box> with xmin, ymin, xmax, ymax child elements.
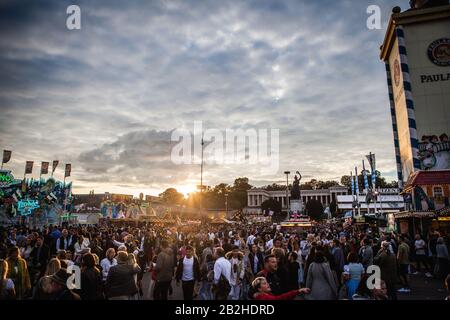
<box><xmin>366</xmin><ymin>153</ymin><xmax>376</xmax><ymax>172</ymax></box>
<box><xmin>52</xmin><ymin>160</ymin><xmax>59</xmax><ymax>174</ymax></box>
<box><xmin>65</xmin><ymin>163</ymin><xmax>71</xmax><ymax>178</ymax></box>
<box><xmin>2</xmin><ymin>150</ymin><xmax>11</xmax><ymax>164</ymax></box>
<box><xmin>25</xmin><ymin>161</ymin><xmax>33</xmax><ymax>174</ymax></box>
<box><xmin>41</xmin><ymin>161</ymin><xmax>49</xmax><ymax>175</ymax></box>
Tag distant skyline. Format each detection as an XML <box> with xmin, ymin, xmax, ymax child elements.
<box><xmin>0</xmin><ymin>0</ymin><xmax>409</xmax><ymax>197</ymax></box>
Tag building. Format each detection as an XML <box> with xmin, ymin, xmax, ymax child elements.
<box><xmin>336</xmin><ymin>188</ymin><xmax>405</xmax><ymax>214</ymax></box>
<box><xmin>394</xmin><ymin>170</ymin><xmax>450</xmax><ymax>236</ymax></box>
<box><xmin>245</xmin><ymin>186</ymin><xmax>348</xmax><ymax>214</ymax></box>
<box><xmin>380</xmin><ymin>2</ymin><xmax>450</xmax><ymax>187</ymax></box>
<box><xmin>380</xmin><ymin>1</ymin><xmax>450</xmax><ymax>236</ymax></box>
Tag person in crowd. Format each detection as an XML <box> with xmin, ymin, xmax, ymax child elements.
<box><xmin>331</xmin><ymin>239</ymin><xmax>345</xmax><ymax>285</ymax></box>
<box><xmin>199</xmin><ymin>254</ymin><xmax>214</xmax><ymax>300</ymax></box>
<box><xmin>375</xmin><ymin>241</ymin><xmax>398</xmax><ymax>300</ymax></box>
<box><xmin>55</xmin><ymin>229</ymin><xmax>75</xmax><ymax>254</ymax></box>
<box><xmin>74</xmin><ymin>235</ymin><xmax>90</xmax><ymax>264</ymax></box>
<box><xmin>436</xmin><ymin>237</ymin><xmax>449</xmax><ymax>281</ymax></box>
<box><xmin>0</xmin><ymin>259</ymin><xmax>16</xmax><ymax>300</ymax></box>
<box><xmin>359</xmin><ymin>238</ymin><xmax>374</xmax><ymax>270</ymax></box>
<box><xmin>45</xmin><ymin>258</ymin><xmax>61</xmax><ymax>276</ymax></box>
<box><xmin>78</xmin><ymin>253</ymin><xmax>103</xmax><ymax>300</ymax></box>
<box><xmin>397</xmin><ymin>235</ymin><xmax>411</xmax><ymax>293</ymax></box>
<box><xmin>414</xmin><ymin>234</ymin><xmax>432</xmax><ymax>278</ymax></box>
<box><xmin>6</xmin><ymin>246</ymin><xmax>31</xmax><ymax>300</ymax></box>
<box><xmin>175</xmin><ymin>245</ymin><xmax>201</xmax><ymax>300</ymax></box>
<box><xmin>225</xmin><ymin>246</ymin><xmax>245</xmax><ymax>300</ymax></box>
<box><xmin>105</xmin><ymin>251</ymin><xmax>141</xmax><ymax>300</ymax></box>
<box><xmin>305</xmin><ymin>251</ymin><xmax>338</xmax><ymax>300</ymax></box>
<box><xmin>201</xmin><ymin>241</ymin><xmax>214</xmax><ymax>264</ymax></box>
<box><xmin>19</xmin><ymin>236</ymin><xmax>34</xmax><ymax>262</ymax></box>
<box><xmin>153</xmin><ymin>240</ymin><xmax>174</xmax><ymax>300</ymax></box>
<box><xmin>57</xmin><ymin>250</ymin><xmax>73</xmax><ymax>269</ymax></box>
<box><xmin>30</xmin><ymin>235</ymin><xmax>50</xmax><ymax>283</ymax></box>
<box><xmin>46</xmin><ymin>268</ymin><xmax>80</xmax><ymax>300</ymax></box>
<box><xmin>251</xmin><ymin>277</ymin><xmax>310</xmax><ymax>300</ymax></box>
<box><xmin>343</xmin><ymin>252</ymin><xmax>364</xmax><ymax>300</ymax></box>
<box><xmin>100</xmin><ymin>248</ymin><xmax>117</xmax><ymax>282</ymax></box>
<box><xmin>247</xmin><ymin>244</ymin><xmax>264</xmax><ymax>282</ymax></box>
<box><xmin>286</xmin><ymin>251</ymin><xmax>300</xmax><ymax>291</ymax></box>
<box><xmin>255</xmin><ymin>255</ymin><xmax>282</xmax><ymax>296</ymax></box>
<box><xmin>213</xmin><ymin>247</ymin><xmax>231</xmax><ymax>300</ymax></box>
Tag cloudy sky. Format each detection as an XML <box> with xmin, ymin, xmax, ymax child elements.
<box><xmin>0</xmin><ymin>0</ymin><xmax>409</xmax><ymax>197</ymax></box>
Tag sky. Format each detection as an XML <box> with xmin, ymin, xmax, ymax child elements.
<box><xmin>0</xmin><ymin>0</ymin><xmax>411</xmax><ymax>197</ymax></box>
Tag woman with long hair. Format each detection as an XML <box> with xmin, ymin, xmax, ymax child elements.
<box><xmin>45</xmin><ymin>258</ymin><xmax>61</xmax><ymax>276</ymax></box>
<box><xmin>79</xmin><ymin>253</ymin><xmax>103</xmax><ymax>300</ymax></box>
<box><xmin>0</xmin><ymin>259</ymin><xmax>16</xmax><ymax>300</ymax></box>
<box><xmin>6</xmin><ymin>246</ymin><xmax>31</xmax><ymax>300</ymax></box>
<box><xmin>305</xmin><ymin>251</ymin><xmax>338</xmax><ymax>300</ymax></box>
<box><xmin>343</xmin><ymin>252</ymin><xmax>365</xmax><ymax>300</ymax></box>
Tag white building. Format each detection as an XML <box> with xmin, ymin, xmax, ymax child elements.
<box><xmin>336</xmin><ymin>188</ymin><xmax>405</xmax><ymax>214</ymax></box>
<box><xmin>245</xmin><ymin>186</ymin><xmax>348</xmax><ymax>214</ymax></box>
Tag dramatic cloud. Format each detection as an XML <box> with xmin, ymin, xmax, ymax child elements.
<box><xmin>0</xmin><ymin>0</ymin><xmax>406</xmax><ymax>196</ymax></box>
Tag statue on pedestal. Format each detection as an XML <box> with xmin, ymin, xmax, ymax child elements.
<box><xmin>291</xmin><ymin>171</ymin><xmax>302</xmax><ymax>200</ymax></box>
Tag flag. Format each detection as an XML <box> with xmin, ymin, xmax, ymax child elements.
<box><xmin>2</xmin><ymin>150</ymin><xmax>11</xmax><ymax>164</ymax></box>
<box><xmin>52</xmin><ymin>160</ymin><xmax>59</xmax><ymax>174</ymax></box>
<box><xmin>64</xmin><ymin>163</ymin><xmax>71</xmax><ymax>178</ymax></box>
<box><xmin>25</xmin><ymin>161</ymin><xmax>33</xmax><ymax>174</ymax></box>
<box><xmin>41</xmin><ymin>161</ymin><xmax>49</xmax><ymax>175</ymax></box>
<box><xmin>366</xmin><ymin>153</ymin><xmax>376</xmax><ymax>172</ymax></box>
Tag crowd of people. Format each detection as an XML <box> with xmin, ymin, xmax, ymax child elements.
<box><xmin>0</xmin><ymin>220</ymin><xmax>449</xmax><ymax>301</ymax></box>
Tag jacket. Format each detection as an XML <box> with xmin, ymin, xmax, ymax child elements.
<box><xmin>305</xmin><ymin>262</ymin><xmax>337</xmax><ymax>300</ymax></box>
<box><xmin>175</xmin><ymin>256</ymin><xmax>201</xmax><ymax>282</ymax></box>
<box><xmin>376</xmin><ymin>252</ymin><xmax>397</xmax><ymax>286</ymax></box>
<box><xmin>105</xmin><ymin>262</ymin><xmax>141</xmax><ymax>298</ymax></box>
<box><xmin>30</xmin><ymin>244</ymin><xmax>50</xmax><ymax>273</ymax></box>
<box><xmin>360</xmin><ymin>245</ymin><xmax>374</xmax><ymax>268</ymax></box>
<box><xmin>79</xmin><ymin>267</ymin><xmax>103</xmax><ymax>300</ymax></box>
<box><xmin>247</xmin><ymin>252</ymin><xmax>264</xmax><ymax>275</ymax></box>
<box><xmin>254</xmin><ymin>290</ymin><xmax>298</xmax><ymax>300</ymax></box>
<box><xmin>155</xmin><ymin>248</ymin><xmax>175</xmax><ymax>282</ymax></box>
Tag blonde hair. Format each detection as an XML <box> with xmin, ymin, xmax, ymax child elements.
<box><xmin>45</xmin><ymin>258</ymin><xmax>61</xmax><ymax>276</ymax></box>
<box><xmin>0</xmin><ymin>259</ymin><xmax>8</xmax><ymax>280</ymax></box>
<box><xmin>106</xmin><ymin>248</ymin><xmax>116</xmax><ymax>258</ymax></box>
<box><xmin>92</xmin><ymin>254</ymin><xmax>100</xmax><ymax>266</ymax></box>
<box><xmin>251</xmin><ymin>277</ymin><xmax>267</xmax><ymax>290</ymax></box>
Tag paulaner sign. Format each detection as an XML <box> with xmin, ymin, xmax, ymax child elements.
<box><xmin>420</xmin><ymin>73</ymin><xmax>450</xmax><ymax>83</ymax></box>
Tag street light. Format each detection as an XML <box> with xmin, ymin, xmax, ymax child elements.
<box><xmin>225</xmin><ymin>193</ymin><xmax>228</xmax><ymax>215</ymax></box>
<box><xmin>284</xmin><ymin>171</ymin><xmax>290</xmax><ymax>213</ymax></box>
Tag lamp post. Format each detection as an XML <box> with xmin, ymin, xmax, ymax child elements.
<box><xmin>225</xmin><ymin>193</ymin><xmax>228</xmax><ymax>216</ymax></box>
<box><xmin>284</xmin><ymin>171</ymin><xmax>290</xmax><ymax>213</ymax></box>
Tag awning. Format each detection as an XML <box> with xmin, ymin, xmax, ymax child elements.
<box><xmin>393</xmin><ymin>211</ymin><xmax>437</xmax><ymax>219</ymax></box>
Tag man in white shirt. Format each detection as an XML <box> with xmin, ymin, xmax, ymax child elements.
<box><xmin>246</xmin><ymin>232</ymin><xmax>256</xmax><ymax>250</ymax></box>
<box><xmin>175</xmin><ymin>246</ymin><xmax>200</xmax><ymax>300</ymax></box>
<box><xmin>213</xmin><ymin>247</ymin><xmax>231</xmax><ymax>300</ymax></box>
<box><xmin>414</xmin><ymin>234</ymin><xmax>432</xmax><ymax>277</ymax></box>
<box><xmin>100</xmin><ymin>248</ymin><xmax>118</xmax><ymax>281</ymax></box>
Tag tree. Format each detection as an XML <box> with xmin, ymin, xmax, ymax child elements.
<box><xmin>159</xmin><ymin>188</ymin><xmax>184</xmax><ymax>205</ymax></box>
<box><xmin>305</xmin><ymin>199</ymin><xmax>324</xmax><ymax>221</ymax></box>
<box><xmin>263</xmin><ymin>183</ymin><xmax>286</xmax><ymax>191</ymax></box>
<box><xmin>228</xmin><ymin>177</ymin><xmax>253</xmax><ymax>210</ymax></box>
<box><xmin>329</xmin><ymin>199</ymin><xmax>338</xmax><ymax>217</ymax></box>
<box><xmin>261</xmin><ymin>198</ymin><xmax>282</xmax><ymax>215</ymax></box>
